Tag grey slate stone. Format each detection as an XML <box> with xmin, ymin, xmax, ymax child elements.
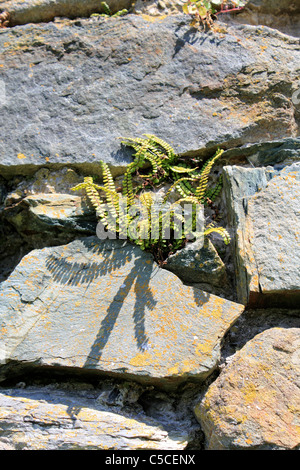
<box><xmin>0</xmin><ymin>15</ymin><xmax>299</xmax><ymax>177</ymax></box>
<box><xmin>195</xmin><ymin>327</ymin><xmax>300</xmax><ymax>450</ymax></box>
<box><xmin>221</xmin><ymin>137</ymin><xmax>300</xmax><ymax>168</ymax></box>
<box><xmin>0</xmin><ymin>0</ymin><xmax>133</xmax><ymax>25</ymax></box>
<box><xmin>0</xmin><ymin>237</ymin><xmax>244</xmax><ymax>390</ymax></box>
<box><xmin>224</xmin><ymin>164</ymin><xmax>300</xmax><ymax>307</ymax></box>
<box><xmin>0</xmin><ymin>385</ymin><xmax>189</xmax><ymax>450</ymax></box>
<box><xmin>164</xmin><ymin>238</ymin><xmax>227</xmax><ymax>287</ymax></box>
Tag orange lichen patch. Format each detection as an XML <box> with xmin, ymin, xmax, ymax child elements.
<box><xmin>195</xmin><ymin>340</ymin><xmax>215</xmax><ymax>357</ymax></box>
<box><xmin>141</xmin><ymin>14</ymin><xmax>167</xmax><ymax>22</ymax></box>
<box><xmin>249</xmin><ymin>273</ymin><xmax>260</xmax><ymax>291</ymax></box>
<box><xmin>17</xmin><ymin>153</ymin><xmax>26</xmax><ymax>159</ymax></box>
<box><xmin>167</xmin><ymin>364</ymin><xmax>179</xmax><ymax>375</ymax></box>
<box><xmin>240</xmin><ymin>382</ymin><xmax>261</xmax><ymax>405</ymax></box>
<box><xmin>129</xmin><ymin>352</ymin><xmax>152</xmax><ymax>367</ymax></box>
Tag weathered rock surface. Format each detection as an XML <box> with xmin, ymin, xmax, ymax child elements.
<box><xmin>0</xmin><ymin>237</ymin><xmax>244</xmax><ymax>390</ymax></box>
<box><xmin>0</xmin><ymin>167</ymin><xmax>98</xmax><ymax>281</ymax></box>
<box><xmin>195</xmin><ymin>327</ymin><xmax>300</xmax><ymax>450</ymax></box>
<box><xmin>0</xmin><ymin>14</ymin><xmax>299</xmax><ymax>178</ymax></box>
<box><xmin>0</xmin><ymin>384</ymin><xmax>189</xmax><ymax>450</ymax></box>
<box><xmin>224</xmin><ymin>163</ymin><xmax>300</xmax><ymax>307</ymax></box>
<box><xmin>164</xmin><ymin>238</ymin><xmax>227</xmax><ymax>287</ymax></box>
<box><xmin>246</xmin><ymin>0</ymin><xmax>300</xmax><ymax>15</ymax></box>
<box><xmin>223</xmin><ymin>0</ymin><xmax>300</xmax><ymax>38</ymax></box>
<box><xmin>133</xmin><ymin>0</ymin><xmax>184</xmax><ymax>17</ymax></box>
<box><xmin>4</xmin><ymin>192</ymin><xmax>96</xmax><ymax>245</ymax></box>
<box><xmin>0</xmin><ymin>0</ymin><xmax>132</xmax><ymax>25</ymax></box>
<box><xmin>221</xmin><ymin>137</ymin><xmax>300</xmax><ymax>168</ymax></box>
<box><xmin>0</xmin><ymin>0</ymin><xmax>299</xmax><ymax>451</ymax></box>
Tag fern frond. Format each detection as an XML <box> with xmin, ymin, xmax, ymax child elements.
<box><xmin>195</xmin><ymin>149</ymin><xmax>224</xmax><ymax>202</ymax></box>
<box><xmin>122</xmin><ymin>135</ymin><xmax>178</xmax><ymax>182</ymax></box>
<box><xmin>112</xmin><ymin>9</ymin><xmax>128</xmax><ymax>17</ymax></box>
<box><xmin>170</xmin><ymin>165</ymin><xmax>199</xmax><ymax>174</ymax></box>
<box><xmin>100</xmin><ymin>161</ymin><xmax>120</xmax><ymax>218</ymax></box>
<box><xmin>122</xmin><ymin>140</ymin><xmax>148</xmax><ymax>203</ymax></box>
<box><xmin>203</xmin><ymin>225</ymin><xmax>231</xmax><ymax>245</ymax></box>
<box><xmin>137</xmin><ymin>218</ymin><xmax>150</xmax><ymax>246</ymax></box>
<box><xmin>101</xmin><ymin>1</ymin><xmax>111</xmax><ymax>15</ymax></box>
<box><xmin>144</xmin><ymin>153</ymin><xmax>160</xmax><ymax>177</ymax></box>
<box><xmin>163</xmin><ymin>177</ymin><xmax>195</xmax><ymax>202</ymax></box>
<box><xmin>101</xmin><ymin>161</ymin><xmax>115</xmax><ymax>193</ymax></box>
<box><xmin>144</xmin><ymin>134</ymin><xmax>177</xmax><ymax>162</ymax></box>
<box><xmin>71</xmin><ymin>182</ymin><xmax>90</xmax><ymax>192</ymax></box>
<box><xmin>72</xmin><ymin>177</ymin><xmax>106</xmax><ymax>219</ymax></box>
<box><xmin>171</xmin><ymin>196</ymin><xmax>201</xmax><ymax>207</ymax></box>
<box><xmin>122</xmin><ymin>171</ymin><xmax>135</xmax><ymax>207</ymax></box>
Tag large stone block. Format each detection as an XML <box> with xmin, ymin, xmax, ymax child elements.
<box><xmin>224</xmin><ymin>164</ymin><xmax>300</xmax><ymax>307</ymax></box>
<box><xmin>195</xmin><ymin>327</ymin><xmax>300</xmax><ymax>450</ymax></box>
<box><xmin>0</xmin><ymin>385</ymin><xmax>188</xmax><ymax>450</ymax></box>
<box><xmin>0</xmin><ymin>237</ymin><xmax>244</xmax><ymax>389</ymax></box>
<box><xmin>0</xmin><ymin>0</ymin><xmax>132</xmax><ymax>25</ymax></box>
<box><xmin>0</xmin><ymin>15</ymin><xmax>299</xmax><ymax>178</ymax></box>
<box><xmin>4</xmin><ymin>192</ymin><xmax>96</xmax><ymax>245</ymax></box>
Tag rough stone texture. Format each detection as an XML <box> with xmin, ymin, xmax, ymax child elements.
<box><xmin>4</xmin><ymin>192</ymin><xmax>96</xmax><ymax>245</ymax></box>
<box><xmin>195</xmin><ymin>327</ymin><xmax>300</xmax><ymax>450</ymax></box>
<box><xmin>0</xmin><ymin>385</ymin><xmax>189</xmax><ymax>450</ymax></box>
<box><xmin>133</xmin><ymin>0</ymin><xmax>184</xmax><ymax>17</ymax></box>
<box><xmin>0</xmin><ymin>15</ymin><xmax>299</xmax><ymax>178</ymax></box>
<box><xmin>224</xmin><ymin>163</ymin><xmax>300</xmax><ymax>307</ymax></box>
<box><xmin>225</xmin><ymin>0</ymin><xmax>300</xmax><ymax>38</ymax></box>
<box><xmin>246</xmin><ymin>0</ymin><xmax>300</xmax><ymax>15</ymax></box>
<box><xmin>0</xmin><ymin>237</ymin><xmax>244</xmax><ymax>390</ymax></box>
<box><xmin>2</xmin><ymin>167</ymin><xmax>96</xmax><ymax>240</ymax></box>
<box><xmin>0</xmin><ymin>0</ymin><xmax>133</xmax><ymax>25</ymax></box>
<box><xmin>7</xmin><ymin>167</ymin><xmax>85</xmax><ymax>196</ymax></box>
<box><xmin>164</xmin><ymin>238</ymin><xmax>227</xmax><ymax>287</ymax></box>
<box><xmin>221</xmin><ymin>308</ymin><xmax>300</xmax><ymax>363</ymax></box>
<box><xmin>221</xmin><ymin>137</ymin><xmax>300</xmax><ymax>168</ymax></box>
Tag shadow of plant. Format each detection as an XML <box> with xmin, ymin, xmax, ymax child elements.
<box><xmin>45</xmin><ymin>238</ymin><xmax>160</xmax><ymax>359</ymax></box>
<box><xmin>44</xmin><ymin>237</ymin><xmax>211</xmax><ymax>418</ymax></box>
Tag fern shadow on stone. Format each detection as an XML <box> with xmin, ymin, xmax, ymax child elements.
<box><xmin>45</xmin><ymin>238</ymin><xmax>158</xmax><ymax>362</ymax></box>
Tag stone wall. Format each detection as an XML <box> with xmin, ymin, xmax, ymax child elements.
<box><xmin>0</xmin><ymin>0</ymin><xmax>299</xmax><ymax>450</ymax></box>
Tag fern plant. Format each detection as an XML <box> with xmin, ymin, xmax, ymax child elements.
<box><xmin>72</xmin><ymin>162</ymin><xmax>202</xmax><ymax>261</ymax></box>
<box><xmin>72</xmin><ymin>136</ymin><xmax>230</xmax><ymax>264</ymax></box>
<box><xmin>90</xmin><ymin>2</ymin><xmax>128</xmax><ymax>18</ymax></box>
<box><xmin>182</xmin><ymin>1</ymin><xmax>246</xmax><ymax>19</ymax></box>
<box><xmin>71</xmin><ymin>164</ymin><xmax>122</xmax><ymax>235</ymax></box>
<box><xmin>182</xmin><ymin>0</ymin><xmax>246</xmax><ymax>29</ymax></box>
<box><xmin>122</xmin><ymin>134</ymin><xmax>224</xmax><ymax>205</ymax></box>
<box><xmin>120</xmin><ymin>135</ymin><xmax>230</xmax><ymax>251</ymax></box>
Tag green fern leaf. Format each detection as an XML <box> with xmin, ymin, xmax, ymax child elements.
<box><xmin>195</xmin><ymin>149</ymin><xmax>224</xmax><ymax>202</ymax></box>
<box><xmin>204</xmin><ymin>225</ymin><xmax>231</xmax><ymax>245</ymax></box>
